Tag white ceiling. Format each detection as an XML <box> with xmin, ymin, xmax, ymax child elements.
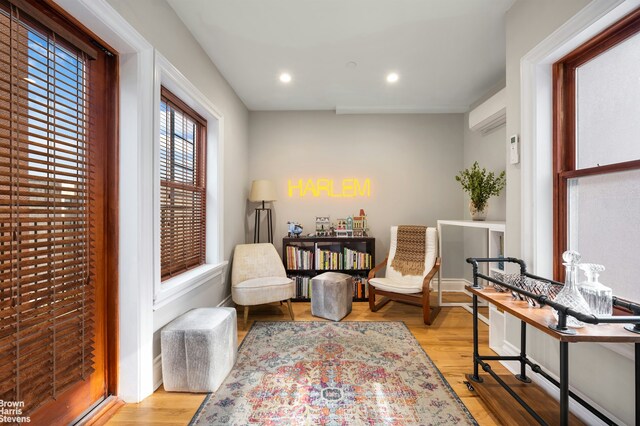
<box><xmin>167</xmin><ymin>0</ymin><xmax>515</xmax><ymax>112</ymax></box>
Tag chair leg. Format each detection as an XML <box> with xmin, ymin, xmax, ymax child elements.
<box><xmin>243</xmin><ymin>306</ymin><xmax>249</xmax><ymax>329</ymax></box>
<box><xmin>423</xmin><ymin>293</ymin><xmax>431</xmax><ymax>325</ymax></box>
<box><xmin>369</xmin><ymin>286</ymin><xmax>391</xmax><ymax>312</ymax></box>
<box><xmin>368</xmin><ymin>285</ymin><xmax>376</xmax><ymax>311</ymax></box>
<box><xmin>422</xmin><ymin>292</ymin><xmax>441</xmax><ymax>325</ymax></box>
<box><xmin>286</xmin><ymin>299</ymin><xmax>295</xmax><ymax>321</ymax></box>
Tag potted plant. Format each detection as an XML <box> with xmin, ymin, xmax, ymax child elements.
<box><xmin>455</xmin><ymin>161</ymin><xmax>506</xmax><ymax>221</ymax></box>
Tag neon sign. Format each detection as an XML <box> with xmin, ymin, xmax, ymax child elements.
<box><xmin>288</xmin><ymin>178</ymin><xmax>371</xmax><ymax>198</ymax></box>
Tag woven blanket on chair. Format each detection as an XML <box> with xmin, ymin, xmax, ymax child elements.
<box><xmin>391</xmin><ymin>225</ymin><xmax>426</xmax><ymax>276</ymax></box>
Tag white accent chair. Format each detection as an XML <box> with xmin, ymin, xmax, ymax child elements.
<box><xmin>231</xmin><ymin>243</ymin><xmax>295</xmax><ymax>328</ymax></box>
<box><xmin>368</xmin><ymin>226</ymin><xmax>441</xmax><ymax>325</ymax></box>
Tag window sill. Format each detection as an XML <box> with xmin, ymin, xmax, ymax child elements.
<box><xmin>153</xmin><ymin>261</ymin><xmax>228</xmax><ymax>311</ymax></box>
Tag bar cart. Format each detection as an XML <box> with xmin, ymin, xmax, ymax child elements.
<box><xmin>466</xmin><ymin>257</ymin><xmax>640</xmax><ymax>426</ymax></box>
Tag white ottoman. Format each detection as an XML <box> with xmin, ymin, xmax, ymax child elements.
<box><xmin>311</xmin><ymin>272</ymin><xmax>353</xmax><ymax>321</ymax></box>
<box><xmin>161</xmin><ymin>307</ymin><xmax>237</xmax><ymax>393</ymax></box>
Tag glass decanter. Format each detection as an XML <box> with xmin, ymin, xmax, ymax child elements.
<box><xmin>552</xmin><ymin>250</ymin><xmax>593</xmax><ymax>328</ymax></box>
<box><xmin>578</xmin><ymin>263</ymin><xmax>613</xmax><ymax>318</ymax></box>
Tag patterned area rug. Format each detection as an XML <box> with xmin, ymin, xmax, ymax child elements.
<box><xmin>190</xmin><ymin>321</ymin><xmax>476</xmax><ymax>425</ymax></box>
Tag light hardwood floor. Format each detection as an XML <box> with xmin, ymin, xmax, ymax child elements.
<box><xmin>107</xmin><ymin>298</ymin><xmax>508</xmax><ymax>425</ymax></box>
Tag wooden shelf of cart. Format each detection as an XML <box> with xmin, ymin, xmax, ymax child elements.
<box><xmin>283</xmin><ymin>236</ymin><xmax>375</xmax><ymax>302</ymax></box>
<box><xmin>467</xmin><ymin>286</ymin><xmax>640</xmax><ymax>343</ymax></box>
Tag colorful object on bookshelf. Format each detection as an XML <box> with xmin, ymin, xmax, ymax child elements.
<box><xmin>353</xmin><ymin>209</ymin><xmax>368</xmax><ymax>237</ymax></box>
<box><xmin>335</xmin><ymin>217</ymin><xmax>353</xmax><ymax>238</ymax></box>
<box><xmin>287</xmin><ymin>221</ymin><xmax>303</xmax><ymax>237</ymax></box>
<box><xmin>315</xmin><ymin>216</ymin><xmax>331</xmax><ymax>236</ymax></box>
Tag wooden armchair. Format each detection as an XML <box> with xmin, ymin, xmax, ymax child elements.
<box><xmin>368</xmin><ymin>226</ymin><xmax>441</xmax><ymax>325</ymax></box>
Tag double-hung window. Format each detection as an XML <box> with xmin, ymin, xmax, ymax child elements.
<box><xmin>553</xmin><ymin>9</ymin><xmax>640</xmax><ymax>302</ymax></box>
<box><xmin>159</xmin><ymin>87</ymin><xmax>207</xmax><ymax>280</ymax></box>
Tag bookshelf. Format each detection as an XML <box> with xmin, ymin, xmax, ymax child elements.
<box><xmin>282</xmin><ymin>236</ymin><xmax>375</xmax><ymax>302</ymax></box>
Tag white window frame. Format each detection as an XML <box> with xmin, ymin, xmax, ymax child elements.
<box><xmin>152</xmin><ymin>52</ymin><xmax>226</xmax><ymax>309</ymax></box>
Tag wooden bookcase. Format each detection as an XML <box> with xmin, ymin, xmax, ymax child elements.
<box><xmin>282</xmin><ymin>236</ymin><xmax>375</xmax><ymax>302</ymax></box>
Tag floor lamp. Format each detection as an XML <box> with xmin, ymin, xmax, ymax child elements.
<box><xmin>249</xmin><ymin>179</ymin><xmax>277</xmax><ymax>243</ymax></box>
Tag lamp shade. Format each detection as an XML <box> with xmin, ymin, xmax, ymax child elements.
<box><xmin>249</xmin><ymin>179</ymin><xmax>277</xmax><ymax>202</ymax></box>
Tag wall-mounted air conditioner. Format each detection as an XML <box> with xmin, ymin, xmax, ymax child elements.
<box><xmin>468</xmin><ymin>88</ymin><xmax>506</xmax><ymax>135</ymax></box>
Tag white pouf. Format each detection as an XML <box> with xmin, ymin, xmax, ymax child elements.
<box><xmin>311</xmin><ymin>272</ymin><xmax>353</xmax><ymax>321</ymax></box>
<box><xmin>161</xmin><ymin>307</ymin><xmax>237</xmax><ymax>393</ymax></box>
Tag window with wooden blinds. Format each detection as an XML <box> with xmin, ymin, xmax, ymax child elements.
<box><xmin>160</xmin><ymin>88</ymin><xmax>207</xmax><ymax>280</ymax></box>
<box><xmin>0</xmin><ymin>1</ymin><xmax>96</xmax><ymax>415</ymax></box>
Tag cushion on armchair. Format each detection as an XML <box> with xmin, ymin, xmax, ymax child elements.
<box><xmin>233</xmin><ymin>276</ymin><xmax>294</xmax><ymax>305</ymax></box>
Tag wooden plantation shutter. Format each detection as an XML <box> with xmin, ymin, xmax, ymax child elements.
<box><xmin>0</xmin><ymin>1</ymin><xmax>95</xmax><ymax>414</ymax></box>
<box><xmin>160</xmin><ymin>88</ymin><xmax>207</xmax><ymax>280</ymax></box>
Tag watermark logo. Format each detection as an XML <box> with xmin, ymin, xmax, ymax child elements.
<box><xmin>0</xmin><ymin>400</ymin><xmax>30</xmax><ymax>423</ymax></box>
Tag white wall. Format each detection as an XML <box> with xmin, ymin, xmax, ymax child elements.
<box><xmin>504</xmin><ymin>0</ymin><xmax>588</xmax><ymax>261</ymax></box>
<box><xmin>106</xmin><ymin>0</ymin><xmax>249</xmax><ymax>389</ymax></box>
<box><xmin>504</xmin><ymin>1</ymin><xmax>636</xmax><ymax>424</ymax></box>
<box><xmin>248</xmin><ymin>111</ymin><xmax>465</xmax><ymax>278</ymax></box>
<box><xmin>462</xmin><ymin>83</ymin><xmax>507</xmax><ymax>281</ymax></box>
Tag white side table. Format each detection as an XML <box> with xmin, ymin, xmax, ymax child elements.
<box><xmin>436</xmin><ymin>219</ymin><xmax>506</xmax><ymax>326</ymax></box>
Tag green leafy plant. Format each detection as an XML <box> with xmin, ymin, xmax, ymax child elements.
<box><xmin>455</xmin><ymin>161</ymin><xmax>506</xmax><ymax>212</ymax></box>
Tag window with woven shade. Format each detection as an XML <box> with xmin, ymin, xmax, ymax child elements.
<box><xmin>0</xmin><ymin>0</ymin><xmax>96</xmax><ymax>415</ymax></box>
<box><xmin>160</xmin><ymin>87</ymin><xmax>207</xmax><ymax>280</ymax></box>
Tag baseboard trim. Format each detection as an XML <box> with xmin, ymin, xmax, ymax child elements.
<box><xmin>153</xmin><ymin>294</ymin><xmax>234</xmax><ymax>390</ymax></box>
<box><xmin>496</xmin><ymin>341</ymin><xmax>622</xmax><ymax>426</ymax></box>
<box><xmin>218</xmin><ymin>294</ymin><xmax>233</xmax><ymax>307</ymax></box>
<box><xmin>440</xmin><ymin>278</ymin><xmax>471</xmax><ymax>292</ymax></box>
<box><xmin>153</xmin><ymin>354</ymin><xmax>163</xmax><ymax>391</ymax></box>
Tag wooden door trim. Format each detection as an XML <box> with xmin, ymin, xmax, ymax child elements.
<box><xmin>45</xmin><ymin>0</ymin><xmax>121</xmax><ymax>399</ymax></box>
<box><xmin>105</xmin><ymin>43</ymin><xmax>120</xmax><ymax>398</ymax></box>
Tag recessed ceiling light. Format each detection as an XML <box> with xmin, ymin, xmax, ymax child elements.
<box><xmin>346</xmin><ymin>61</ymin><xmax>358</xmax><ymax>69</ymax></box>
<box><xmin>279</xmin><ymin>73</ymin><xmax>292</xmax><ymax>83</ymax></box>
<box><xmin>386</xmin><ymin>72</ymin><xmax>399</xmax><ymax>83</ymax></box>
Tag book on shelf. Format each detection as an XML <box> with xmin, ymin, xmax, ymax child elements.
<box><xmin>289</xmin><ymin>275</ymin><xmax>312</xmax><ymax>299</ymax></box>
<box><xmin>286</xmin><ymin>246</ymin><xmax>314</xmax><ymax>270</ymax></box>
<box><xmin>343</xmin><ymin>247</ymin><xmax>371</xmax><ymax>270</ymax></box>
<box><xmin>352</xmin><ymin>275</ymin><xmax>369</xmax><ymax>299</ymax></box>
<box><xmin>313</xmin><ymin>244</ymin><xmax>372</xmax><ymax>270</ymax></box>
<box><xmin>315</xmin><ymin>247</ymin><xmax>343</xmax><ymax>270</ymax></box>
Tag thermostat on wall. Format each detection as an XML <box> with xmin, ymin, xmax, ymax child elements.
<box><xmin>510</xmin><ymin>134</ymin><xmax>520</xmax><ymax>164</ymax></box>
